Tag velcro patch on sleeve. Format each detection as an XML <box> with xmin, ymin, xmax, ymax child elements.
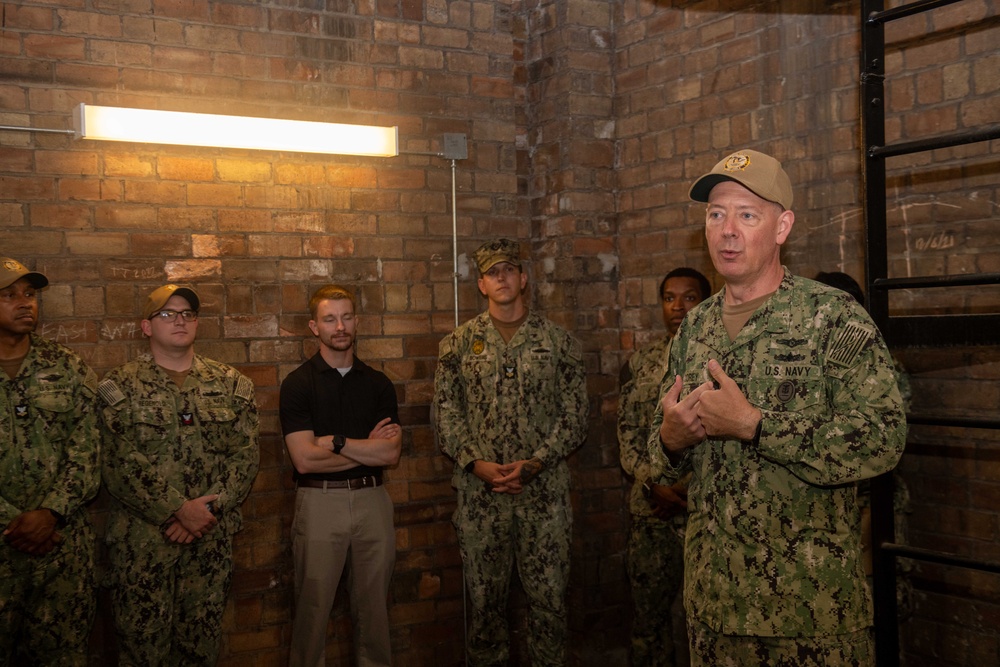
<box><xmin>828</xmin><ymin>322</ymin><xmax>875</xmax><ymax>368</ymax></box>
<box><xmin>234</xmin><ymin>374</ymin><xmax>255</xmax><ymax>402</ymax></box>
<box><xmin>97</xmin><ymin>379</ymin><xmax>126</xmax><ymax>407</ymax></box>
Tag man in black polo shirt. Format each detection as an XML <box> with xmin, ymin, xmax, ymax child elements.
<box><xmin>279</xmin><ymin>284</ymin><xmax>402</xmax><ymax>667</ymax></box>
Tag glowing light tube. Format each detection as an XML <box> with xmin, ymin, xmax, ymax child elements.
<box><xmin>73</xmin><ymin>103</ymin><xmax>398</xmax><ymax>157</ymax></box>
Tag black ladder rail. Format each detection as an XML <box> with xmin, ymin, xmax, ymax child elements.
<box><xmin>860</xmin><ymin>0</ymin><xmax>1000</xmax><ymax>665</ymax></box>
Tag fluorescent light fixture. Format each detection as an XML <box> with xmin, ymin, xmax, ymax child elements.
<box><xmin>73</xmin><ymin>103</ymin><xmax>398</xmax><ymax>157</ymax></box>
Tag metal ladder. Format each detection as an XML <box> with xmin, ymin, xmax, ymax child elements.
<box><xmin>860</xmin><ymin>0</ymin><xmax>1000</xmax><ymax>664</ymax></box>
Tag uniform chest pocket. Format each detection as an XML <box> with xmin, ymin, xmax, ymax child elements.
<box><xmin>29</xmin><ymin>388</ymin><xmax>74</xmax><ymax>440</ymax></box>
<box><xmin>134</xmin><ymin>406</ymin><xmax>174</xmax><ymax>457</ymax></box>
<box><xmin>31</xmin><ymin>389</ymin><xmax>73</xmax><ymax>413</ymax></box>
<box><xmin>462</xmin><ymin>355</ymin><xmax>496</xmax><ymax>405</ymax></box>
<box><xmin>632</xmin><ymin>375</ymin><xmax>663</xmax><ymax>405</ymax></box>
<box><xmin>198</xmin><ymin>405</ymin><xmax>238</xmax><ymax>452</ymax></box>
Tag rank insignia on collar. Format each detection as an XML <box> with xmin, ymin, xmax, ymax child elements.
<box><xmin>15</xmin><ymin>405</ymin><xmax>28</xmax><ymax>418</ymax></box>
<box><xmin>503</xmin><ymin>365</ymin><xmax>516</xmax><ymax>379</ymax></box>
<box><xmin>180</xmin><ymin>412</ymin><xmax>194</xmax><ymax>426</ymax></box>
<box><xmin>472</xmin><ymin>338</ymin><xmax>485</xmax><ymax>355</ymax></box>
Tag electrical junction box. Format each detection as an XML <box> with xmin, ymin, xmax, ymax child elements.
<box><xmin>442</xmin><ymin>133</ymin><xmax>468</xmax><ymax>160</ymax></box>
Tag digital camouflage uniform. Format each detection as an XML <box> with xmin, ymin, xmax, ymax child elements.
<box><xmin>435</xmin><ymin>311</ymin><xmax>588</xmax><ymax>667</ymax></box>
<box><xmin>617</xmin><ymin>335</ymin><xmax>685</xmax><ymax>667</ymax></box>
<box><xmin>99</xmin><ymin>353</ymin><xmax>259</xmax><ymax>667</ymax></box>
<box><xmin>0</xmin><ymin>334</ymin><xmax>100</xmax><ymax>667</ymax></box>
<box><xmin>649</xmin><ymin>271</ymin><xmax>906</xmax><ymax>663</ymax></box>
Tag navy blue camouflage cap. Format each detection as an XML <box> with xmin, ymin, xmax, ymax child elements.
<box><xmin>0</xmin><ymin>257</ymin><xmax>48</xmax><ymax>290</ymax></box>
<box><xmin>142</xmin><ymin>284</ymin><xmax>201</xmax><ymax>320</ymax></box>
<box><xmin>472</xmin><ymin>238</ymin><xmax>522</xmax><ymax>274</ymax></box>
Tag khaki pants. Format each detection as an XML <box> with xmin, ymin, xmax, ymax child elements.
<box><xmin>289</xmin><ymin>485</ymin><xmax>396</xmax><ymax>667</ymax></box>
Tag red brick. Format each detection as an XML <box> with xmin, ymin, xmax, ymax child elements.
<box><xmin>24</xmin><ymin>34</ymin><xmax>85</xmax><ymax>60</ymax></box>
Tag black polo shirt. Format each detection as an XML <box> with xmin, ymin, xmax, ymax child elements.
<box><xmin>279</xmin><ymin>353</ymin><xmax>399</xmax><ymax>482</ymax></box>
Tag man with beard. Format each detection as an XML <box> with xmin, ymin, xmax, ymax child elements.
<box><xmin>0</xmin><ymin>258</ymin><xmax>100</xmax><ymax>666</ymax></box>
<box><xmin>99</xmin><ymin>284</ymin><xmax>259</xmax><ymax>666</ymax></box>
<box><xmin>280</xmin><ymin>284</ymin><xmax>402</xmax><ymax>667</ymax></box>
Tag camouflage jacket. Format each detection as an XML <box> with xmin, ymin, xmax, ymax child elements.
<box><xmin>0</xmin><ymin>334</ymin><xmax>99</xmax><ymax>528</ymax></box>
<box><xmin>649</xmin><ymin>270</ymin><xmax>906</xmax><ymax>637</ymax></box>
<box><xmin>617</xmin><ymin>335</ymin><xmax>686</xmax><ymax>524</ymax></box>
<box><xmin>99</xmin><ymin>353</ymin><xmax>259</xmax><ymax>543</ymax></box>
<box><xmin>434</xmin><ymin>311</ymin><xmax>588</xmax><ymax>493</ymax></box>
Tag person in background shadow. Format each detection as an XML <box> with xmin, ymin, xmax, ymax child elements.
<box><xmin>814</xmin><ymin>270</ymin><xmax>913</xmax><ymax>624</ymax></box>
<box><xmin>618</xmin><ymin>267</ymin><xmax>711</xmax><ymax>667</ymax></box>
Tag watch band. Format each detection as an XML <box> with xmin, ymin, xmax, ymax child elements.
<box><xmin>332</xmin><ymin>434</ymin><xmax>347</xmax><ymax>455</ymax></box>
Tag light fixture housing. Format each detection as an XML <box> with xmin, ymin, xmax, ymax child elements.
<box><xmin>72</xmin><ymin>103</ymin><xmax>398</xmax><ymax>157</ymax></box>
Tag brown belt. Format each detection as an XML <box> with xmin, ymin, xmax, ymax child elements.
<box><xmin>297</xmin><ymin>475</ymin><xmax>382</xmax><ymax>490</ymax></box>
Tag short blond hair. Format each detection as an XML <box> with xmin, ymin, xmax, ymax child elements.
<box><xmin>308</xmin><ymin>284</ymin><xmax>356</xmax><ymax>319</ymax></box>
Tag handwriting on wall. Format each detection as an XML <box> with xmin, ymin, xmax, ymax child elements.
<box><xmin>914</xmin><ymin>231</ymin><xmax>956</xmax><ymax>251</ymax></box>
<box><xmin>101</xmin><ymin>321</ymin><xmax>142</xmax><ymax>340</ymax></box>
<box><xmin>108</xmin><ymin>266</ymin><xmax>160</xmax><ymax>279</ymax></box>
<box><xmin>38</xmin><ymin>322</ymin><xmax>89</xmax><ymax>343</ymax></box>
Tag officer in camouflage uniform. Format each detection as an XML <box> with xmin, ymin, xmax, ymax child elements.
<box><xmin>617</xmin><ymin>267</ymin><xmax>710</xmax><ymax>667</ymax></box>
<box><xmin>651</xmin><ymin>150</ymin><xmax>906</xmax><ymax>666</ymax></box>
<box><xmin>0</xmin><ymin>258</ymin><xmax>100</xmax><ymax>667</ymax></box>
<box><xmin>434</xmin><ymin>239</ymin><xmax>588</xmax><ymax>667</ymax></box>
<box><xmin>99</xmin><ymin>284</ymin><xmax>259</xmax><ymax>666</ymax></box>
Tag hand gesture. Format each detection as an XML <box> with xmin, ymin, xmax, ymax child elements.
<box><xmin>696</xmin><ymin>359</ymin><xmax>761</xmax><ymax>441</ymax></box>
<box><xmin>658</xmin><ymin>374</ymin><xmax>712</xmax><ymax>453</ymax></box>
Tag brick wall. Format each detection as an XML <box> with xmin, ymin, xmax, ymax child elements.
<box><xmin>2</xmin><ymin>0</ymin><xmax>998</xmax><ymax>665</ymax></box>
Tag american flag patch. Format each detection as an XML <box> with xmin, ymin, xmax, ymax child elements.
<box><xmin>828</xmin><ymin>322</ymin><xmax>874</xmax><ymax>367</ymax></box>
<box><xmin>235</xmin><ymin>374</ymin><xmax>254</xmax><ymax>402</ymax></box>
<box><xmin>97</xmin><ymin>378</ymin><xmax>126</xmax><ymax>407</ymax></box>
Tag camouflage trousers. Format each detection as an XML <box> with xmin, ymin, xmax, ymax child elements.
<box><xmin>688</xmin><ymin>618</ymin><xmax>874</xmax><ymax>667</ymax></box>
<box><xmin>627</xmin><ymin>517</ymin><xmax>685</xmax><ymax>667</ymax></box>
<box><xmin>107</xmin><ymin>531</ymin><xmax>233</xmax><ymax>667</ymax></box>
<box><xmin>0</xmin><ymin>519</ymin><xmax>96</xmax><ymax>667</ymax></box>
<box><xmin>454</xmin><ymin>483</ymin><xmax>572</xmax><ymax>667</ymax></box>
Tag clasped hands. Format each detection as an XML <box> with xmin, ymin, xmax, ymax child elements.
<box><xmin>658</xmin><ymin>359</ymin><xmax>761</xmax><ymax>455</ymax></box>
<box><xmin>3</xmin><ymin>509</ymin><xmax>62</xmax><ymax>556</ymax></box>
<box><xmin>471</xmin><ymin>457</ymin><xmax>544</xmax><ymax>495</ymax></box>
<box><xmin>163</xmin><ymin>494</ymin><xmax>220</xmax><ymax>544</ymax></box>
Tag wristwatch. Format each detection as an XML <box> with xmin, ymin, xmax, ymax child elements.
<box><xmin>332</xmin><ymin>434</ymin><xmax>347</xmax><ymax>455</ymax></box>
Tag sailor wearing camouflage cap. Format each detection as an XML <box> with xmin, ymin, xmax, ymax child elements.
<box><xmin>471</xmin><ymin>238</ymin><xmax>522</xmax><ymax>274</ymax></box>
<box><xmin>435</xmin><ymin>238</ymin><xmax>588</xmax><ymax>665</ymax></box>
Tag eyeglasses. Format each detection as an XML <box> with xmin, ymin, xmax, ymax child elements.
<box><xmin>150</xmin><ymin>309</ymin><xmax>199</xmax><ymax>322</ymax></box>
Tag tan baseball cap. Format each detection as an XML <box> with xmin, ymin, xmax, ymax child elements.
<box><xmin>0</xmin><ymin>257</ymin><xmax>49</xmax><ymax>290</ymax></box>
<box><xmin>142</xmin><ymin>284</ymin><xmax>201</xmax><ymax>320</ymax></box>
<box><xmin>472</xmin><ymin>238</ymin><xmax>522</xmax><ymax>274</ymax></box>
<box><xmin>689</xmin><ymin>149</ymin><xmax>794</xmax><ymax>210</ymax></box>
